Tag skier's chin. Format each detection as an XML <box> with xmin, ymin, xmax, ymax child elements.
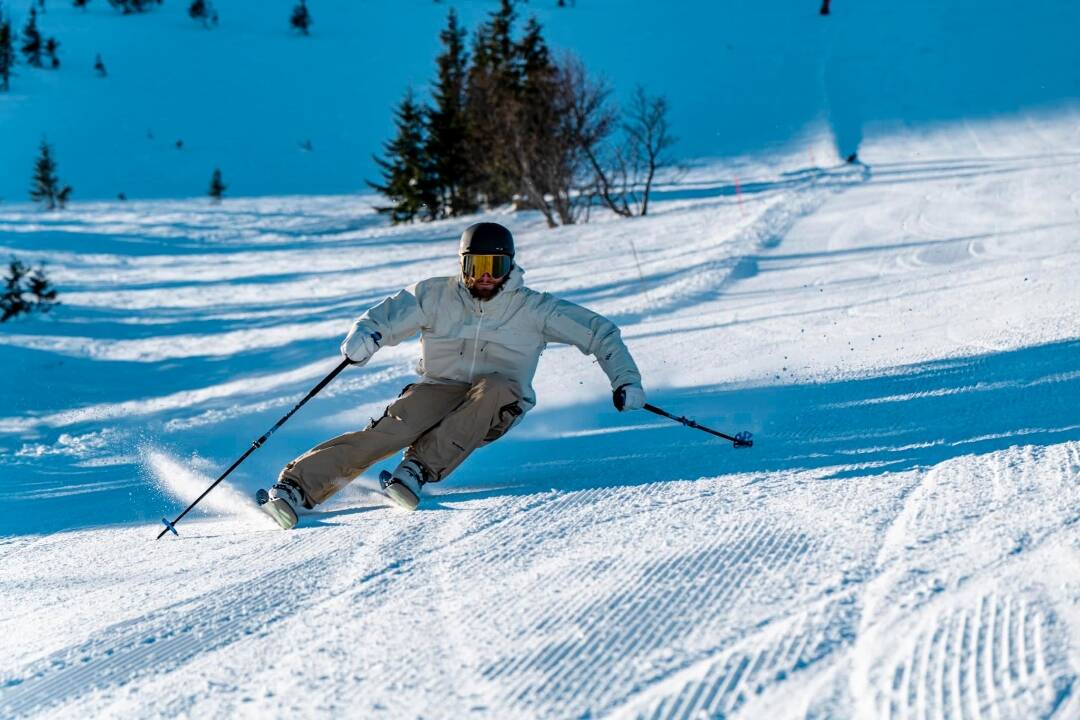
<box><xmin>467</xmin><ymin>280</ymin><xmax>503</xmax><ymax>300</ymax></box>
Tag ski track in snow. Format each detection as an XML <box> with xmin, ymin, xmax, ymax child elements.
<box><xmin>2</xmin><ymin>111</ymin><xmax>1080</xmax><ymax>718</ymax></box>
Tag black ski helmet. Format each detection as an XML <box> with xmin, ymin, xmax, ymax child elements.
<box><xmin>459</xmin><ymin>222</ymin><xmax>515</xmax><ymax>258</ymax></box>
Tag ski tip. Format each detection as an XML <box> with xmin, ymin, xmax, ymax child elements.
<box><xmin>160</xmin><ymin>517</ymin><xmax>179</xmax><ymax>536</ymax></box>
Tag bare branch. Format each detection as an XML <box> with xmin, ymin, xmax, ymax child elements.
<box><xmin>624</xmin><ymin>85</ymin><xmax>677</xmax><ymax>216</ymax></box>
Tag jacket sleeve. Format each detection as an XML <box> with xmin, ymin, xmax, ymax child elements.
<box><xmin>343</xmin><ymin>282</ymin><xmax>428</xmax><ymax>351</ymax></box>
<box><xmin>540</xmin><ymin>296</ymin><xmax>642</xmax><ymax>391</ymax></box>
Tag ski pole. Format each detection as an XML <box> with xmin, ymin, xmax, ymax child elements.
<box><xmin>643</xmin><ymin>403</ymin><xmax>753</xmax><ymax>448</ymax></box>
<box><xmin>157</xmin><ymin>357</ymin><xmax>353</xmax><ymax>539</ymax></box>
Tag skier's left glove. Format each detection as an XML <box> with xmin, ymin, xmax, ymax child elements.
<box><xmin>613</xmin><ymin>383</ymin><xmax>646</xmax><ymax>412</ymax></box>
<box><xmin>341</xmin><ymin>328</ymin><xmax>382</xmax><ymax>366</ymax></box>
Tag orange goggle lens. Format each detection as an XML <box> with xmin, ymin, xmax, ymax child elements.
<box><xmin>462</xmin><ymin>254</ymin><xmax>513</xmax><ymax>279</ymax></box>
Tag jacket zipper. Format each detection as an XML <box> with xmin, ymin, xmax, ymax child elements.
<box><xmin>468</xmin><ymin>302</ymin><xmax>484</xmax><ymax>382</ymax></box>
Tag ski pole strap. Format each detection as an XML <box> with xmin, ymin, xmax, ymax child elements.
<box><xmin>643</xmin><ymin>403</ymin><xmax>753</xmax><ymax>448</ymax></box>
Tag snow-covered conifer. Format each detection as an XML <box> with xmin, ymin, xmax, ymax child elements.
<box><xmin>30</xmin><ymin>138</ymin><xmax>72</xmax><ymax>210</ymax></box>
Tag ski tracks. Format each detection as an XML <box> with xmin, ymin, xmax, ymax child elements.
<box><xmin>640</xmin><ymin>163</ymin><xmax>868</xmax><ymax>320</ymax></box>
<box><xmin>611</xmin><ymin>592</ymin><xmax>860</xmax><ymax>720</ymax></box>
<box><xmin>877</xmin><ymin>591</ymin><xmax>1072</xmax><ymax>720</ymax></box>
<box><xmin>848</xmin><ymin>442</ymin><xmax>1080</xmax><ymax>720</ymax></box>
<box><xmin>0</xmin><ymin>515</ymin><xmax>378</xmax><ymax>718</ymax></box>
<box><xmin>406</xmin><ymin>476</ymin><xmax>867</xmax><ymax>718</ymax></box>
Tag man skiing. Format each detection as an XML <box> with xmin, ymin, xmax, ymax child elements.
<box><xmin>259</xmin><ymin>222</ymin><xmax>646</xmax><ymax>529</ymax></box>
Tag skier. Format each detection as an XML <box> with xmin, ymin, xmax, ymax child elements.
<box><xmin>259</xmin><ymin>222</ymin><xmax>646</xmax><ymax>529</ymax></box>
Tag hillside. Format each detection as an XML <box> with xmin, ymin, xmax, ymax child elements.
<box><xmin>3</xmin><ymin>0</ymin><xmax>1080</xmax><ymax>717</ymax></box>
<box><xmin>1</xmin><ymin>0</ymin><xmax>1077</xmax><ymax>200</ymax></box>
<box><xmin>2</xmin><ymin>108</ymin><xmax>1079</xmax><ymax>715</ymax></box>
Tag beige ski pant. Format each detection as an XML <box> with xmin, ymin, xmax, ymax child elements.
<box><xmin>280</xmin><ymin>374</ymin><xmax>524</xmax><ymax>506</ymax></box>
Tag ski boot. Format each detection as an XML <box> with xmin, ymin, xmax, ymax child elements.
<box><xmin>256</xmin><ymin>479</ymin><xmax>307</xmax><ymax>530</ymax></box>
<box><xmin>379</xmin><ymin>458</ymin><xmax>428</xmax><ymax>511</ymax></box>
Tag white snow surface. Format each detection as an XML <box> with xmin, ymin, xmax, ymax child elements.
<box><xmin>2</xmin><ymin>112</ymin><xmax>1080</xmax><ymax>718</ymax></box>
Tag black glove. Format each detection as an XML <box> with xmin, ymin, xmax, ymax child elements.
<box><xmin>613</xmin><ymin>383</ymin><xmax>646</xmax><ymax>412</ymax></box>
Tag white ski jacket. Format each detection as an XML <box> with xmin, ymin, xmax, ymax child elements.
<box><xmin>343</xmin><ymin>265</ymin><xmax>642</xmax><ymax>415</ymax></box>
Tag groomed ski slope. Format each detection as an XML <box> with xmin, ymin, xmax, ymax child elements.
<box><xmin>2</xmin><ymin>111</ymin><xmax>1080</xmax><ymax>718</ymax></box>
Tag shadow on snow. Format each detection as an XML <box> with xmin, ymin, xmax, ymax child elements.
<box><xmin>3</xmin><ymin>339</ymin><xmax>1076</xmax><ymax>537</ymax></box>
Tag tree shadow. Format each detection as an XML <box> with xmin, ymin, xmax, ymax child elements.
<box><xmin>4</xmin><ymin>339</ymin><xmax>1076</xmax><ymax>538</ymax></box>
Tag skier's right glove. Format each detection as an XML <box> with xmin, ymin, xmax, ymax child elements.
<box><xmin>613</xmin><ymin>383</ymin><xmax>646</xmax><ymax>412</ymax></box>
<box><xmin>341</xmin><ymin>328</ymin><xmax>382</xmax><ymax>366</ymax></box>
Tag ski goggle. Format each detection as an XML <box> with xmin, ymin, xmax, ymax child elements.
<box><xmin>462</xmin><ymin>254</ymin><xmax>513</xmax><ymax>279</ymax></box>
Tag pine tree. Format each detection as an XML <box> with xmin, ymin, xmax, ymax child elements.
<box><xmin>289</xmin><ymin>0</ymin><xmax>311</xmax><ymax>36</ymax></box>
<box><xmin>208</xmin><ymin>168</ymin><xmax>226</xmax><ymax>202</ymax></box>
<box><xmin>27</xmin><ymin>264</ymin><xmax>58</xmax><ymax>313</ymax></box>
<box><xmin>21</xmin><ymin>7</ymin><xmax>42</xmax><ymax>68</ymax></box>
<box><xmin>93</xmin><ymin>52</ymin><xmax>105</xmax><ymax>77</ymax></box>
<box><xmin>73</xmin><ymin>0</ymin><xmax>89</xmax><ymax>10</ymax></box>
<box><xmin>44</xmin><ymin>35</ymin><xmax>58</xmax><ymax>68</ymax></box>
<box><xmin>1</xmin><ymin>259</ymin><xmax>30</xmax><ymax>322</ymax></box>
<box><xmin>465</xmin><ymin>0</ymin><xmax>521</xmax><ymax>206</ymax></box>
<box><xmin>30</xmin><ymin>139</ymin><xmax>72</xmax><ymax>210</ymax></box>
<box><xmin>0</xmin><ymin>13</ymin><xmax>14</xmax><ymax>92</ymax></box>
<box><xmin>368</xmin><ymin>89</ymin><xmax>438</xmax><ymax>224</ymax></box>
<box><xmin>1</xmin><ymin>258</ymin><xmax>58</xmax><ymax>322</ymax></box>
<box><xmin>510</xmin><ymin>16</ymin><xmax>577</xmax><ymax>226</ymax></box>
<box><xmin>427</xmin><ymin>9</ymin><xmax>477</xmax><ymax>217</ymax></box>
<box><xmin>516</xmin><ymin>21</ymin><xmax>558</xmax><ymax>148</ymax></box>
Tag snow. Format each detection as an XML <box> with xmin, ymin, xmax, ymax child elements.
<box><xmin>2</xmin><ymin>109</ymin><xmax>1078</xmax><ymax>717</ymax></box>
<box><xmin>3</xmin><ymin>0</ymin><xmax>1080</xmax><ymax>716</ymax></box>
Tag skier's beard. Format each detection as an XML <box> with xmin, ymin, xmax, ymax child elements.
<box><xmin>465</xmin><ymin>276</ymin><xmax>506</xmax><ymax>300</ymax></box>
